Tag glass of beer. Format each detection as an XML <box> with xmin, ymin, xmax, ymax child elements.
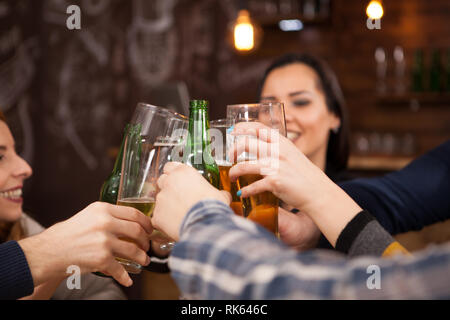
<box><xmin>210</xmin><ymin>119</ymin><xmax>243</xmax><ymax>216</ymax></box>
<box><xmin>146</xmin><ymin>121</ymin><xmax>188</xmax><ymax>250</ymax></box>
<box><xmin>116</xmin><ymin>103</ymin><xmax>187</xmax><ymax>274</ymax></box>
<box><xmin>226</xmin><ymin>103</ymin><xmax>286</xmax><ymax>237</ymax></box>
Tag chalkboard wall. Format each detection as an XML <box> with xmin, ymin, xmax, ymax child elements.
<box><xmin>1</xmin><ymin>0</ymin><xmax>450</xmax><ymax>230</ymax></box>
<box><xmin>1</xmin><ymin>0</ymin><xmax>265</xmax><ymax>227</ymax></box>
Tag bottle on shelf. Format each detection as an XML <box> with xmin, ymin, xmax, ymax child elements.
<box><xmin>445</xmin><ymin>48</ymin><xmax>450</xmax><ymax>92</ymax></box>
<box><xmin>412</xmin><ymin>49</ymin><xmax>424</xmax><ymax>92</ymax></box>
<box><xmin>375</xmin><ymin>47</ymin><xmax>387</xmax><ymax>96</ymax></box>
<box><xmin>393</xmin><ymin>46</ymin><xmax>406</xmax><ymax>96</ymax></box>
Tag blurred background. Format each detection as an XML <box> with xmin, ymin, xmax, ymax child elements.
<box><xmin>1</xmin><ymin>0</ymin><xmax>449</xmax><ymax>299</ymax></box>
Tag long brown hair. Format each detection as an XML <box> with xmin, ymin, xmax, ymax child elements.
<box><xmin>0</xmin><ymin>111</ymin><xmax>25</xmax><ymax>242</ymax></box>
<box><xmin>258</xmin><ymin>53</ymin><xmax>350</xmax><ymax>177</ymax></box>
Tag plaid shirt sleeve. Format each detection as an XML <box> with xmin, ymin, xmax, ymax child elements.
<box><xmin>168</xmin><ymin>200</ymin><xmax>450</xmax><ymax>300</ymax></box>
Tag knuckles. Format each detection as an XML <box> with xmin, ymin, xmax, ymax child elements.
<box><xmin>96</xmin><ymin>212</ymin><xmax>114</xmax><ymax>231</ymax></box>
<box><xmin>127</xmin><ymin>209</ymin><xmax>141</xmax><ymax>222</ymax></box>
<box><xmin>88</xmin><ymin>201</ymin><xmax>108</xmax><ymax>212</ymax></box>
<box><xmin>128</xmin><ymin>242</ymin><xmax>140</xmax><ymax>256</ymax></box>
<box><xmin>97</xmin><ymin>232</ymin><xmax>111</xmax><ymax>249</ymax></box>
<box><xmin>126</xmin><ymin>243</ymin><xmax>145</xmax><ymax>264</ymax></box>
<box><xmin>130</xmin><ymin>223</ymin><xmax>141</xmax><ymax>237</ymax></box>
<box><xmin>267</xmin><ymin>175</ymin><xmax>281</xmax><ymax>189</ymax></box>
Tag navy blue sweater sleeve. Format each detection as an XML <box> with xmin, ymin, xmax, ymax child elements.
<box><xmin>0</xmin><ymin>241</ymin><xmax>34</xmax><ymax>299</ymax></box>
<box><xmin>339</xmin><ymin>140</ymin><xmax>450</xmax><ymax>235</ymax></box>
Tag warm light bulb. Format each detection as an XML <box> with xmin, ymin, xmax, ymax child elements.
<box><xmin>234</xmin><ymin>10</ymin><xmax>254</xmax><ymax>51</ymax></box>
<box><xmin>366</xmin><ymin>1</ymin><xmax>384</xmax><ymax>20</ymax></box>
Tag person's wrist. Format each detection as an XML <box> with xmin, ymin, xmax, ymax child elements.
<box><xmin>306</xmin><ymin>184</ymin><xmax>363</xmax><ymax>246</ymax></box>
<box><xmin>191</xmin><ymin>191</ymin><xmax>230</xmax><ymax>209</ymax></box>
<box><xmin>18</xmin><ymin>225</ymin><xmax>67</xmax><ymax>286</ymax></box>
<box><xmin>214</xmin><ymin>191</ymin><xmax>231</xmax><ymax>206</ymax></box>
<box><xmin>178</xmin><ymin>196</ymin><xmax>231</xmax><ymax>239</ymax></box>
<box><xmin>295</xmin><ymin>172</ymin><xmax>335</xmax><ymax>215</ymax></box>
<box><xmin>306</xmin><ymin>182</ymin><xmax>359</xmax><ymax>217</ymax></box>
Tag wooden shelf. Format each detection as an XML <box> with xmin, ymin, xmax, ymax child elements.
<box><xmin>376</xmin><ymin>92</ymin><xmax>450</xmax><ymax>107</ymax></box>
<box><xmin>348</xmin><ymin>155</ymin><xmax>414</xmax><ymax>171</ymax></box>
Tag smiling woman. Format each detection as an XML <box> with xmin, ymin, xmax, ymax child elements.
<box><xmin>258</xmin><ymin>53</ymin><xmax>350</xmax><ymax>181</ymax></box>
<box><xmin>256</xmin><ymin>54</ymin><xmax>352</xmax><ymax>250</ymax></box>
<box><xmin>0</xmin><ymin>111</ymin><xmax>32</xmax><ymax>242</ymax></box>
<box><xmin>0</xmin><ymin>111</ymin><xmax>127</xmax><ymax>300</ymax></box>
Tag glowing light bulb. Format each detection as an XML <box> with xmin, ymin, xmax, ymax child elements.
<box><xmin>234</xmin><ymin>10</ymin><xmax>255</xmax><ymax>51</ymax></box>
<box><xmin>366</xmin><ymin>1</ymin><xmax>384</xmax><ymax>20</ymax></box>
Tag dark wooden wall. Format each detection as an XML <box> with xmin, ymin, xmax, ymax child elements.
<box><xmin>0</xmin><ymin>0</ymin><xmax>448</xmax><ymax>300</ymax></box>
<box><xmin>1</xmin><ymin>0</ymin><xmax>448</xmax><ymax>228</ymax></box>
<box><xmin>207</xmin><ymin>0</ymin><xmax>450</xmax><ymax>155</ymax></box>
<box><xmin>331</xmin><ymin>0</ymin><xmax>450</xmax><ymax>155</ymax></box>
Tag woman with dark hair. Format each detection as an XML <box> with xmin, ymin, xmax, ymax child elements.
<box><xmin>258</xmin><ymin>53</ymin><xmax>351</xmax><ymax>249</ymax></box>
<box><xmin>148</xmin><ymin>53</ymin><xmax>352</xmax><ymax>265</ymax></box>
<box><xmin>259</xmin><ymin>53</ymin><xmax>350</xmax><ymax>181</ymax></box>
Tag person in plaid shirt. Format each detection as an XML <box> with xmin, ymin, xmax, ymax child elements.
<box><xmin>151</xmin><ymin>124</ymin><xmax>450</xmax><ymax>299</ymax></box>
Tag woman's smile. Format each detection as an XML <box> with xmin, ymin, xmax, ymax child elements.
<box><xmin>0</xmin><ymin>186</ymin><xmax>23</xmax><ymax>203</ymax></box>
<box><xmin>287</xmin><ymin>130</ymin><xmax>301</xmax><ymax>143</ymax></box>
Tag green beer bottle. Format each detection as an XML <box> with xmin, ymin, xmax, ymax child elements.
<box><xmin>95</xmin><ymin>124</ymin><xmax>129</xmax><ymax>278</ymax></box>
<box><xmin>99</xmin><ymin>124</ymin><xmax>130</xmax><ymax>205</ymax></box>
<box><xmin>183</xmin><ymin>100</ymin><xmax>220</xmax><ymax>189</ymax></box>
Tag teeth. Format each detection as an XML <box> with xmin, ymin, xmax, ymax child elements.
<box><xmin>0</xmin><ymin>189</ymin><xmax>22</xmax><ymax>199</ymax></box>
<box><xmin>287</xmin><ymin>132</ymin><xmax>300</xmax><ymax>141</ymax></box>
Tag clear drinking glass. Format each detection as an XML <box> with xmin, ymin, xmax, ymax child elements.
<box><xmin>116</xmin><ymin>103</ymin><xmax>187</xmax><ymax>274</ymax></box>
<box><xmin>146</xmin><ymin>117</ymin><xmax>188</xmax><ymax>251</ymax></box>
<box><xmin>210</xmin><ymin>119</ymin><xmax>244</xmax><ymax>216</ymax></box>
<box><xmin>226</xmin><ymin>102</ymin><xmax>286</xmax><ymax>237</ymax></box>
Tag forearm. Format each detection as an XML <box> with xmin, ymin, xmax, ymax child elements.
<box><xmin>303</xmin><ymin>184</ymin><xmax>409</xmax><ymax>257</ymax></box>
<box><xmin>169</xmin><ymin>200</ymin><xmax>305</xmax><ymax>299</ymax></box>
<box><xmin>339</xmin><ymin>140</ymin><xmax>450</xmax><ymax>234</ymax></box>
<box><xmin>304</xmin><ymin>183</ymin><xmax>363</xmax><ymax>248</ymax></box>
<box><xmin>18</xmin><ymin>224</ymin><xmax>67</xmax><ymax>286</ymax></box>
<box><xmin>169</xmin><ymin>200</ymin><xmax>450</xmax><ymax>299</ymax></box>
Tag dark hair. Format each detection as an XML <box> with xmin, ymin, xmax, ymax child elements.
<box><xmin>258</xmin><ymin>53</ymin><xmax>349</xmax><ymax>174</ymax></box>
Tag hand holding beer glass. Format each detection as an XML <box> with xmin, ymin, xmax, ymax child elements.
<box><xmin>116</xmin><ymin>103</ymin><xmax>187</xmax><ymax>273</ymax></box>
<box><xmin>227</xmin><ymin>103</ymin><xmax>286</xmax><ymax>237</ymax></box>
<box><xmin>210</xmin><ymin>119</ymin><xmax>243</xmax><ymax>216</ymax></box>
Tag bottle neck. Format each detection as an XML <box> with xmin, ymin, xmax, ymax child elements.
<box><xmin>112</xmin><ymin>124</ymin><xmax>130</xmax><ymax>173</ymax></box>
<box><xmin>188</xmin><ymin>107</ymin><xmax>210</xmax><ymax>152</ymax></box>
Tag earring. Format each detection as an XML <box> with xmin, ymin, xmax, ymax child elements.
<box><xmin>332</xmin><ymin>127</ymin><xmax>340</xmax><ymax>134</ymax></box>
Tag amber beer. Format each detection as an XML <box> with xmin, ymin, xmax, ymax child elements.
<box><xmin>226</xmin><ymin>102</ymin><xmax>285</xmax><ymax>238</ymax></box>
<box><xmin>217</xmin><ymin>161</ymin><xmax>243</xmax><ymax>216</ymax></box>
<box><xmin>237</xmin><ymin>174</ymin><xmax>279</xmax><ymax>236</ymax></box>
